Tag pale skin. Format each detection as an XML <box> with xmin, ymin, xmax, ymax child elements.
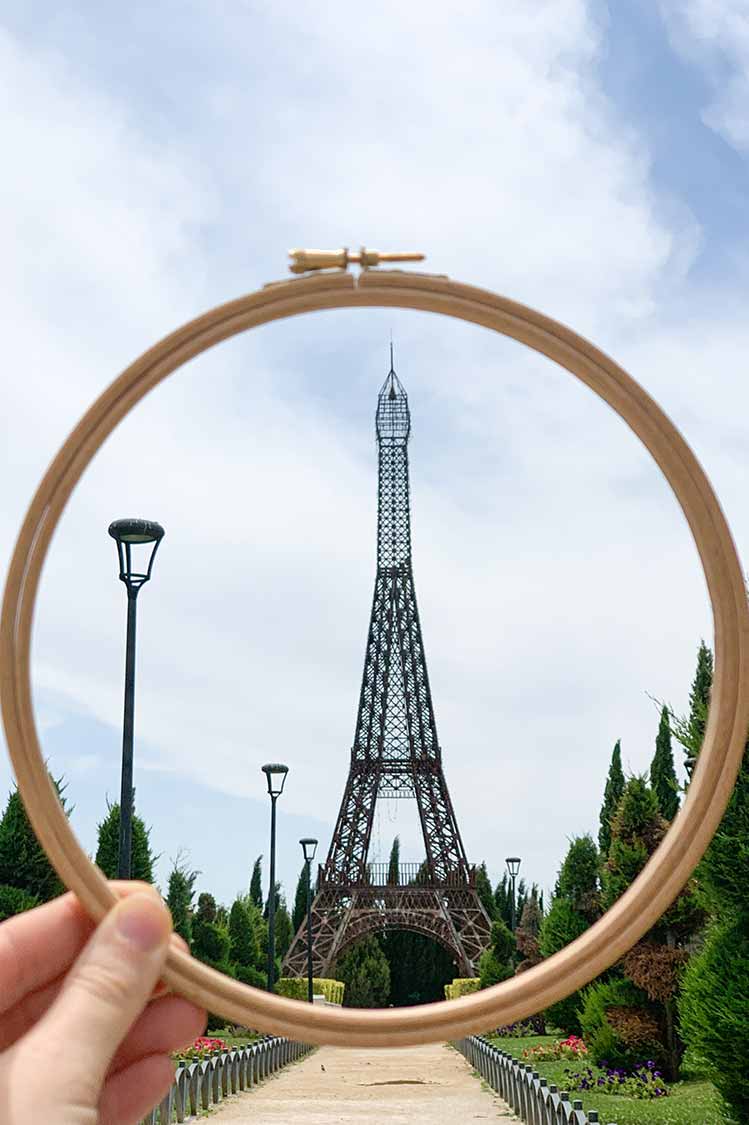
<box><xmin>0</xmin><ymin>884</ymin><xmax>207</xmax><ymax>1124</ymax></box>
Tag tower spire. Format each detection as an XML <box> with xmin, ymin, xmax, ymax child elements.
<box><xmin>282</xmin><ymin>356</ymin><xmax>491</xmax><ymax>979</ymax></box>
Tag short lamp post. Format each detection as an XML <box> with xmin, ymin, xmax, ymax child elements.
<box><xmin>108</xmin><ymin>518</ymin><xmax>165</xmax><ymax>880</ymax></box>
<box><xmin>262</xmin><ymin>763</ymin><xmax>288</xmax><ymax>992</ymax></box>
<box><xmin>505</xmin><ymin>855</ymin><xmax>522</xmax><ymax>932</ymax></box>
<box><xmin>300</xmin><ymin>837</ymin><xmax>318</xmax><ymax>1003</ymax></box>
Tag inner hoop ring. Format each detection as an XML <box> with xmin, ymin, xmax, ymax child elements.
<box><xmin>2</xmin><ymin>268</ymin><xmax>748</xmax><ymax>1047</ymax></box>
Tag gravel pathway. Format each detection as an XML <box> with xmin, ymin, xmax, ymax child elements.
<box><xmin>212</xmin><ymin>1042</ymin><xmax>514</xmax><ymax>1123</ymax></box>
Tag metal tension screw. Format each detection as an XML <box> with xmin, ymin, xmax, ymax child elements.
<box><xmin>288</xmin><ymin>247</ymin><xmax>425</xmax><ymax>274</ymax></box>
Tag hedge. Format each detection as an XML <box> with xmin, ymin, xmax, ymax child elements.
<box><xmin>276</xmin><ymin>977</ymin><xmax>345</xmax><ymax>1005</ymax></box>
<box><xmin>444</xmin><ymin>977</ymin><xmax>481</xmax><ymax>1000</ymax></box>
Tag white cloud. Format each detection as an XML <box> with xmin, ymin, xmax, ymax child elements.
<box><xmin>660</xmin><ymin>0</ymin><xmax>749</xmax><ymax>150</ymax></box>
<box><xmin>0</xmin><ymin>3</ymin><xmax>743</xmax><ymax>914</ymax></box>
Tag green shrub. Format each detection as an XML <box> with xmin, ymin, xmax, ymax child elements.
<box><xmin>336</xmin><ymin>936</ymin><xmax>389</xmax><ymax>1007</ymax></box>
<box><xmin>0</xmin><ymin>883</ymin><xmax>39</xmax><ymax>922</ymax></box>
<box><xmin>276</xmin><ymin>977</ymin><xmax>345</xmax><ymax>1004</ymax></box>
<box><xmin>679</xmin><ymin>918</ymin><xmax>749</xmax><ymax>1122</ymax></box>
<box><xmin>579</xmin><ymin>978</ymin><xmax>662</xmax><ymax>1071</ymax></box>
<box><xmin>444</xmin><ymin>978</ymin><xmax>480</xmax><ymax>1000</ymax></box>
<box><xmin>477</xmin><ymin>919</ymin><xmax>514</xmax><ymax>988</ymax></box>
<box><xmin>235</xmin><ymin>964</ymin><xmax>267</xmax><ymax>989</ymax></box>
<box><xmin>478</xmin><ymin>948</ymin><xmax>513</xmax><ymax>988</ymax></box>
<box><xmin>538</xmin><ymin>897</ymin><xmax>588</xmax><ymax>1033</ymax></box>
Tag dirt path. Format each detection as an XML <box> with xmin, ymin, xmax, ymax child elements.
<box><xmin>212</xmin><ymin>1042</ymin><xmax>513</xmax><ymax>1123</ymax></box>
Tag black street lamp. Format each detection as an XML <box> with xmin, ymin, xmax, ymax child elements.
<box><xmin>505</xmin><ymin>855</ymin><xmax>522</xmax><ymax>932</ymax></box>
<box><xmin>300</xmin><ymin>837</ymin><xmax>318</xmax><ymax>1003</ymax></box>
<box><xmin>262</xmin><ymin>763</ymin><xmax>289</xmax><ymax>992</ymax></box>
<box><xmin>108</xmin><ymin>518</ymin><xmax>165</xmax><ymax>880</ymax></box>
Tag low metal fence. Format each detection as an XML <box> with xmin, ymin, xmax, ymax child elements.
<box><xmin>453</xmin><ymin>1035</ymin><xmax>616</xmax><ymax>1125</ymax></box>
<box><xmin>140</xmin><ymin>1035</ymin><xmax>312</xmax><ymax>1123</ymax></box>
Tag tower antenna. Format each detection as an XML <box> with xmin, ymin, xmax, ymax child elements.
<box><xmin>282</xmin><ymin>355</ymin><xmax>491</xmax><ymax>978</ymax></box>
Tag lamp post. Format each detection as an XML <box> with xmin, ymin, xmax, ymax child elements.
<box><xmin>262</xmin><ymin>763</ymin><xmax>288</xmax><ymax>992</ymax></box>
<box><xmin>108</xmin><ymin>518</ymin><xmax>164</xmax><ymax>880</ymax></box>
<box><xmin>505</xmin><ymin>855</ymin><xmax>522</xmax><ymax>932</ymax></box>
<box><xmin>300</xmin><ymin>838</ymin><xmax>318</xmax><ymax>1003</ymax></box>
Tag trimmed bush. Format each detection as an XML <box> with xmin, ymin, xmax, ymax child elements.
<box><xmin>579</xmin><ymin>977</ymin><xmax>662</xmax><ymax>1071</ymax></box>
<box><xmin>235</xmin><ymin>964</ymin><xmax>267</xmax><ymax>989</ymax></box>
<box><xmin>276</xmin><ymin>977</ymin><xmax>345</xmax><ymax>1005</ymax></box>
<box><xmin>444</xmin><ymin>978</ymin><xmax>480</xmax><ymax>1000</ymax></box>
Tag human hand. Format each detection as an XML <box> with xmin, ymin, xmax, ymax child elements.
<box><xmin>0</xmin><ymin>885</ymin><xmax>206</xmax><ymax>1124</ymax></box>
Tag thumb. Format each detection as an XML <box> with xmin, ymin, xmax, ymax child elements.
<box><xmin>33</xmin><ymin>890</ymin><xmax>173</xmax><ymax>1098</ymax></box>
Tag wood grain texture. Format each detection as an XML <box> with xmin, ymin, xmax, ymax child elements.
<box><xmin>2</xmin><ymin>268</ymin><xmax>748</xmax><ymax>1046</ymax></box>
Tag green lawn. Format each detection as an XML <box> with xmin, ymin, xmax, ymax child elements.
<box><xmin>488</xmin><ymin>1035</ymin><xmax>729</xmax><ymax>1124</ymax></box>
<box><xmin>210</xmin><ymin>1030</ymin><xmax>260</xmax><ymax>1048</ymax></box>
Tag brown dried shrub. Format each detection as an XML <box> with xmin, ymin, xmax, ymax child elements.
<box><xmin>623</xmin><ymin>941</ymin><xmax>689</xmax><ymax>1003</ymax></box>
<box><xmin>607</xmin><ymin>1005</ymin><xmax>662</xmax><ymax>1049</ymax></box>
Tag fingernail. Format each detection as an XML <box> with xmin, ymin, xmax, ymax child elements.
<box><xmin>116</xmin><ymin>893</ymin><xmax>171</xmax><ymax>953</ymax></box>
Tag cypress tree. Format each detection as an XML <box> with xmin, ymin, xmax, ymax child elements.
<box><xmin>686</xmin><ymin>641</ymin><xmax>713</xmax><ymax>775</ymax></box>
<box><xmin>493</xmin><ymin>872</ymin><xmax>512</xmax><ymax>929</ymax></box>
<box><xmin>275</xmin><ymin>895</ymin><xmax>293</xmax><ymax>960</ymax></box>
<box><xmin>250</xmin><ymin>855</ymin><xmax>263</xmax><ymax>908</ymax></box>
<box><xmin>650</xmin><ymin>706</ymin><xmax>679</xmax><ymax>821</ymax></box>
<box><xmin>603</xmin><ymin>777</ymin><xmax>663</xmax><ymax>910</ymax></box>
<box><xmin>478</xmin><ymin>919</ymin><xmax>515</xmax><ymax>988</ymax></box>
<box><xmin>387</xmin><ymin>836</ymin><xmax>400</xmax><ymax>884</ymax></box>
<box><xmin>516</xmin><ymin>888</ymin><xmax>543</xmax><ymax>971</ymax></box>
<box><xmin>0</xmin><ymin>781</ymin><xmax>69</xmax><ymax>903</ymax></box>
<box><xmin>0</xmin><ymin>885</ymin><xmax>39</xmax><ymax>922</ymax></box>
<box><xmin>598</xmin><ymin>740</ymin><xmax>625</xmax><ymax>858</ymax></box>
<box><xmin>229</xmin><ymin>896</ymin><xmax>260</xmax><ymax>968</ymax></box>
<box><xmin>95</xmin><ymin>800</ymin><xmax>156</xmax><ymax>883</ymax></box>
<box><xmin>604</xmin><ymin>775</ymin><xmax>702</xmax><ymax>1079</ymax></box>
<box><xmin>515</xmin><ymin>877</ymin><xmax>527</xmax><ymax>929</ymax></box>
<box><xmin>166</xmin><ymin>855</ymin><xmax>198</xmax><ymax>946</ymax></box>
<box><xmin>292</xmin><ymin>864</ymin><xmax>308</xmax><ymax>933</ymax></box>
<box><xmin>263</xmin><ymin>880</ymin><xmax>281</xmax><ymax>921</ymax></box>
<box><xmin>475</xmin><ymin>861</ymin><xmax>496</xmax><ymax>920</ymax></box>
<box><xmin>539</xmin><ymin>835</ymin><xmax>600</xmax><ymax>1034</ymax></box>
<box><xmin>193</xmin><ymin>892</ymin><xmax>231</xmax><ymax>967</ymax></box>
<box><xmin>381</xmin><ymin>930</ymin><xmax>456</xmax><ymax>1005</ymax></box>
<box><xmin>557</xmin><ymin>834</ymin><xmax>600</xmax><ymax>921</ymax></box>
<box><xmin>337</xmin><ymin>935</ymin><xmax>390</xmax><ymax>1007</ymax></box>
<box><xmin>679</xmin><ymin>735</ymin><xmax>749</xmax><ymax>1120</ymax></box>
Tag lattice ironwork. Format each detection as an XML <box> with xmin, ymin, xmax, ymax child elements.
<box><xmin>283</xmin><ymin>353</ymin><xmax>491</xmax><ymax>979</ymax></box>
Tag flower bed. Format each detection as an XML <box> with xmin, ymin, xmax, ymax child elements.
<box><xmin>522</xmin><ymin>1033</ymin><xmax>587</xmax><ymax>1062</ymax></box>
<box><xmin>489</xmin><ymin>1034</ymin><xmax>724</xmax><ymax>1124</ymax></box>
<box><xmin>564</xmin><ymin>1060</ymin><xmax>668</xmax><ymax>1101</ymax></box>
<box><xmin>175</xmin><ymin>1036</ymin><xmax>229</xmax><ymax>1061</ymax></box>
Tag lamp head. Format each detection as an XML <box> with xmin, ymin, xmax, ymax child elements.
<box><xmin>505</xmin><ymin>856</ymin><xmax>522</xmax><ymax>878</ymax></box>
<box><xmin>262</xmin><ymin>762</ymin><xmax>289</xmax><ymax>797</ymax></box>
<box><xmin>300</xmin><ymin>837</ymin><xmax>318</xmax><ymax>863</ymax></box>
<box><xmin>108</xmin><ymin>518</ymin><xmax>165</xmax><ymax>591</ymax></box>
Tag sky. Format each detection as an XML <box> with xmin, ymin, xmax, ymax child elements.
<box><xmin>1</xmin><ymin>1</ymin><xmax>749</xmax><ymax>925</ymax></box>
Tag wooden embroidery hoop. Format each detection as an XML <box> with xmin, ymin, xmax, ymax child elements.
<box><xmin>2</xmin><ymin>266</ymin><xmax>748</xmax><ymax>1047</ymax></box>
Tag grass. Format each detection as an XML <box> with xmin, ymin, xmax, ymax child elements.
<box><xmin>488</xmin><ymin>1035</ymin><xmax>730</xmax><ymax>1124</ymax></box>
<box><xmin>206</xmin><ymin>1029</ymin><xmax>260</xmax><ymax>1048</ymax></box>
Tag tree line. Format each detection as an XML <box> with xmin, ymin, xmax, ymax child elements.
<box><xmin>0</xmin><ymin>640</ymin><xmax>745</xmax><ymax>1116</ymax></box>
<box><xmin>329</xmin><ymin>640</ymin><xmax>749</xmax><ymax>1122</ymax></box>
<box><xmin>0</xmin><ymin>789</ymin><xmax>314</xmax><ymax>1010</ymax></box>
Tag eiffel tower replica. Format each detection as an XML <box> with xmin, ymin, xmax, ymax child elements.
<box><xmin>283</xmin><ymin>350</ymin><xmax>491</xmax><ymax>979</ymax></box>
